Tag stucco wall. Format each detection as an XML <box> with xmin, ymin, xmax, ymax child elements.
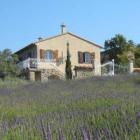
<box><xmin>35</xmin><ymin>33</ymin><xmax>101</xmax><ymax>76</ymax></box>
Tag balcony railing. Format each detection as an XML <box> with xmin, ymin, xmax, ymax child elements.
<box><xmin>17</xmin><ymin>58</ymin><xmax>58</xmax><ymax>70</ymax></box>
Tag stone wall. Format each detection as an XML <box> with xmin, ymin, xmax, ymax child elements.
<box><xmin>29</xmin><ymin>71</ymin><xmax>35</xmax><ymax>81</ymax></box>
<box><xmin>41</xmin><ymin>69</ymin><xmax>65</xmax><ymax>82</ymax></box>
<box><xmin>75</xmin><ymin>70</ymin><xmax>94</xmax><ymax>79</ymax></box>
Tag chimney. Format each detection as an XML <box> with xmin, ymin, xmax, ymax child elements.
<box><xmin>61</xmin><ymin>24</ymin><xmax>66</xmax><ymax>34</ymax></box>
<box><xmin>38</xmin><ymin>37</ymin><xmax>43</xmax><ymax>41</ymax></box>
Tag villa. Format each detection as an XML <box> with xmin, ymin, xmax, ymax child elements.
<box><xmin>15</xmin><ymin>25</ymin><xmax>102</xmax><ymax>81</ymax></box>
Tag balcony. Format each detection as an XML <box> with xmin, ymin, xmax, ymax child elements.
<box><xmin>17</xmin><ymin>58</ymin><xmax>62</xmax><ymax>70</ymax></box>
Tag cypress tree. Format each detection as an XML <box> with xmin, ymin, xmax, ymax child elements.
<box><xmin>65</xmin><ymin>42</ymin><xmax>72</xmax><ymax>80</ymax></box>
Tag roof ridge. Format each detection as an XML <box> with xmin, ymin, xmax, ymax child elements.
<box><xmin>15</xmin><ymin>32</ymin><xmax>102</xmax><ymax>54</ymax></box>
<box><xmin>35</xmin><ymin>32</ymin><xmax>102</xmax><ymax>48</ymax></box>
<box><xmin>67</xmin><ymin>32</ymin><xmax>103</xmax><ymax>48</ymax></box>
<box><xmin>34</xmin><ymin>32</ymin><xmax>68</xmax><ymax>44</ymax></box>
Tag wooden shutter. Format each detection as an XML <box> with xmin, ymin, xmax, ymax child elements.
<box><xmin>83</xmin><ymin>52</ymin><xmax>85</xmax><ymax>63</ymax></box>
<box><xmin>88</xmin><ymin>52</ymin><xmax>91</xmax><ymax>63</ymax></box>
<box><xmin>53</xmin><ymin>50</ymin><xmax>58</xmax><ymax>60</ymax></box>
<box><xmin>90</xmin><ymin>52</ymin><xmax>95</xmax><ymax>63</ymax></box>
<box><xmin>78</xmin><ymin>51</ymin><xmax>83</xmax><ymax>63</ymax></box>
<box><xmin>91</xmin><ymin>52</ymin><xmax>95</xmax><ymax>59</ymax></box>
<box><xmin>40</xmin><ymin>49</ymin><xmax>45</xmax><ymax>59</ymax></box>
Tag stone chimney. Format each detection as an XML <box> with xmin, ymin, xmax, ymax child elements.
<box><xmin>61</xmin><ymin>24</ymin><xmax>66</xmax><ymax>34</ymax></box>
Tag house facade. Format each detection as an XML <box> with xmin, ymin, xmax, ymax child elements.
<box><xmin>16</xmin><ymin>25</ymin><xmax>102</xmax><ymax>81</ymax></box>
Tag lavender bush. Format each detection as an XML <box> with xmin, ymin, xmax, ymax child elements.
<box><xmin>0</xmin><ymin>76</ymin><xmax>140</xmax><ymax>139</ymax></box>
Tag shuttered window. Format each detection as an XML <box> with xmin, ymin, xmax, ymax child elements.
<box><xmin>41</xmin><ymin>50</ymin><xmax>58</xmax><ymax>61</ymax></box>
<box><xmin>78</xmin><ymin>51</ymin><xmax>95</xmax><ymax>64</ymax></box>
<box><xmin>45</xmin><ymin>50</ymin><xmax>53</xmax><ymax>61</ymax></box>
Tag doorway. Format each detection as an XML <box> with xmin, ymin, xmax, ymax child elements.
<box><xmin>35</xmin><ymin>71</ymin><xmax>41</xmax><ymax>81</ymax></box>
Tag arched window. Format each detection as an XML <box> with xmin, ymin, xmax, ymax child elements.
<box><xmin>45</xmin><ymin>50</ymin><xmax>53</xmax><ymax>61</ymax></box>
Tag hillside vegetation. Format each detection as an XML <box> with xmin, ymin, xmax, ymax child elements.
<box><xmin>0</xmin><ymin>76</ymin><xmax>140</xmax><ymax>139</ymax></box>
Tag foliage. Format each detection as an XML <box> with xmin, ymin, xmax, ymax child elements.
<box><xmin>0</xmin><ymin>49</ymin><xmax>20</xmax><ymax>79</ymax></box>
<box><xmin>104</xmin><ymin>34</ymin><xmax>127</xmax><ymax>63</ymax></box>
<box><xmin>103</xmin><ymin>34</ymin><xmax>135</xmax><ymax>64</ymax></box>
<box><xmin>0</xmin><ymin>76</ymin><xmax>140</xmax><ymax>139</ymax></box>
<box><xmin>134</xmin><ymin>44</ymin><xmax>140</xmax><ymax>67</ymax></box>
<box><xmin>117</xmin><ymin>42</ymin><xmax>135</xmax><ymax>64</ymax></box>
<box><xmin>65</xmin><ymin>43</ymin><xmax>72</xmax><ymax>80</ymax></box>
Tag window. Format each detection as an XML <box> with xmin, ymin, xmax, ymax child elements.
<box><xmin>78</xmin><ymin>52</ymin><xmax>92</xmax><ymax>63</ymax></box>
<box><xmin>45</xmin><ymin>50</ymin><xmax>53</xmax><ymax>61</ymax></box>
<box><xmin>84</xmin><ymin>52</ymin><xmax>91</xmax><ymax>63</ymax></box>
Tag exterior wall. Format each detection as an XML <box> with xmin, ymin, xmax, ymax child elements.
<box><xmin>36</xmin><ymin>33</ymin><xmax>101</xmax><ymax>76</ymax></box>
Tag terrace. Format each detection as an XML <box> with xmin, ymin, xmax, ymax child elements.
<box><xmin>17</xmin><ymin>58</ymin><xmax>63</xmax><ymax>70</ymax></box>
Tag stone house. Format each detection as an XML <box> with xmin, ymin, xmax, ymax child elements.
<box><xmin>15</xmin><ymin>25</ymin><xmax>102</xmax><ymax>81</ymax></box>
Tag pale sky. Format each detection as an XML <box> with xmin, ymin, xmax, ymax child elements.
<box><xmin>0</xmin><ymin>0</ymin><xmax>140</xmax><ymax>52</ymax></box>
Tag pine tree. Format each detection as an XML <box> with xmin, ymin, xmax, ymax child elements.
<box><xmin>65</xmin><ymin>42</ymin><xmax>72</xmax><ymax>80</ymax></box>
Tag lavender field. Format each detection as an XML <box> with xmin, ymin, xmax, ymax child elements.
<box><xmin>0</xmin><ymin>76</ymin><xmax>140</xmax><ymax>139</ymax></box>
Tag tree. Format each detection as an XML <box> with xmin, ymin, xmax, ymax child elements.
<box><xmin>65</xmin><ymin>43</ymin><xmax>72</xmax><ymax>80</ymax></box>
<box><xmin>104</xmin><ymin>34</ymin><xmax>135</xmax><ymax>64</ymax></box>
<box><xmin>0</xmin><ymin>49</ymin><xmax>20</xmax><ymax>79</ymax></box>
<box><xmin>117</xmin><ymin>41</ymin><xmax>135</xmax><ymax>64</ymax></box>
<box><xmin>135</xmin><ymin>44</ymin><xmax>140</xmax><ymax>67</ymax></box>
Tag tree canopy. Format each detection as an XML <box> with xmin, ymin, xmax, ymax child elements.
<box><xmin>134</xmin><ymin>44</ymin><xmax>140</xmax><ymax>67</ymax></box>
<box><xmin>0</xmin><ymin>49</ymin><xmax>20</xmax><ymax>79</ymax></box>
<box><xmin>103</xmin><ymin>34</ymin><xmax>136</xmax><ymax>65</ymax></box>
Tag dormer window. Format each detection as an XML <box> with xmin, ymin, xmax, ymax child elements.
<box><xmin>45</xmin><ymin>50</ymin><xmax>53</xmax><ymax>61</ymax></box>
